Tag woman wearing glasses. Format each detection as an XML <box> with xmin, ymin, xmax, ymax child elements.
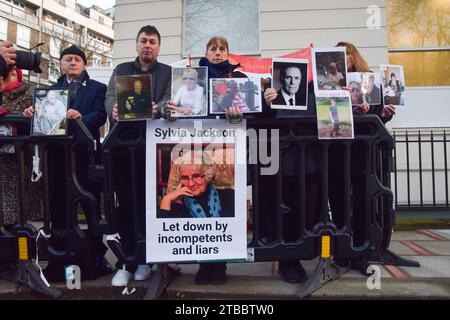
<box><xmin>172</xmin><ymin>68</ymin><xmax>205</xmax><ymax>116</ymax></box>
<box><xmin>158</xmin><ymin>153</ymin><xmax>234</xmax><ymax>219</ymax></box>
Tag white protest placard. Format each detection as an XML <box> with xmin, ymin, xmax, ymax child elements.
<box><xmin>145</xmin><ymin>119</ymin><xmax>247</xmax><ymax>263</ymax></box>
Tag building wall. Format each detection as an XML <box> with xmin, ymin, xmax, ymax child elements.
<box><xmin>0</xmin><ymin>0</ymin><xmax>114</xmax><ymax>84</ymax></box>
<box><xmin>114</xmin><ymin>0</ymin><xmax>182</xmax><ymax>65</ymax></box>
<box><xmin>113</xmin><ymin>0</ymin><xmax>388</xmax><ymax>67</ymax></box>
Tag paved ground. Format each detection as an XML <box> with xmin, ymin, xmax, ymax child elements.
<box><xmin>1</xmin><ymin>228</ymin><xmax>449</xmax><ymax>300</ymax></box>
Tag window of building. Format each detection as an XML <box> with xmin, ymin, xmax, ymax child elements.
<box><xmin>184</xmin><ymin>0</ymin><xmax>260</xmax><ymax>57</ymax></box>
<box><xmin>50</xmin><ymin>37</ymin><xmax>61</xmax><ymax>58</ymax></box>
<box><xmin>0</xmin><ymin>18</ymin><xmax>7</xmax><ymax>41</ymax></box>
<box><xmin>386</xmin><ymin>0</ymin><xmax>450</xmax><ymax>86</ymax></box>
<box><xmin>92</xmin><ymin>54</ymin><xmax>101</xmax><ymax>67</ymax></box>
<box><xmin>65</xmin><ymin>0</ymin><xmax>75</xmax><ymax>9</ymax></box>
<box><xmin>6</xmin><ymin>0</ymin><xmax>25</xmax><ymax>9</ymax></box>
<box><xmin>16</xmin><ymin>24</ymin><xmax>30</xmax><ymax>48</ymax></box>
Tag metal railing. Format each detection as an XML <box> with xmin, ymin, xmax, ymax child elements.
<box><xmin>393</xmin><ymin>129</ymin><xmax>450</xmax><ymax>211</ymax></box>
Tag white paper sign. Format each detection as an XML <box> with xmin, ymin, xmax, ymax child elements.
<box><xmin>145</xmin><ymin>119</ymin><xmax>247</xmax><ymax>263</ymax></box>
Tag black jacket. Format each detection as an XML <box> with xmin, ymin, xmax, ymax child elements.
<box><xmin>53</xmin><ymin>71</ymin><xmax>107</xmax><ymax>142</ymax></box>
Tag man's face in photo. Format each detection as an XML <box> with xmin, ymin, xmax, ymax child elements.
<box><xmin>134</xmin><ymin>80</ymin><xmax>143</xmax><ymax>95</ymax></box>
<box><xmin>281</xmin><ymin>67</ymin><xmax>301</xmax><ymax>95</ymax></box>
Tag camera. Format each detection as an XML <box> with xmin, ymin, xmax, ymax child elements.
<box><xmin>1</xmin><ymin>50</ymin><xmax>42</xmax><ymax>77</ymax></box>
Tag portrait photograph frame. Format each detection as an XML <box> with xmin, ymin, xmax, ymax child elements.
<box><xmin>380</xmin><ymin>64</ymin><xmax>406</xmax><ymax>108</ymax></box>
<box><xmin>31</xmin><ymin>88</ymin><xmax>69</xmax><ymax>137</ymax></box>
<box><xmin>347</xmin><ymin>72</ymin><xmax>382</xmax><ymax>106</ymax></box>
<box><xmin>312</xmin><ymin>47</ymin><xmax>348</xmax><ymax>92</ymax></box>
<box><xmin>115</xmin><ymin>74</ymin><xmax>153</xmax><ymax>120</ymax></box>
<box><xmin>156</xmin><ymin>143</ymin><xmax>236</xmax><ymax>219</ymax></box>
<box><xmin>271</xmin><ymin>57</ymin><xmax>308</xmax><ymax>110</ymax></box>
<box><xmin>210</xmin><ymin>77</ymin><xmax>262</xmax><ymax>114</ymax></box>
<box><xmin>315</xmin><ymin>90</ymin><xmax>354</xmax><ymax>140</ymax></box>
<box><xmin>171</xmin><ymin>66</ymin><xmax>208</xmax><ymax>118</ymax></box>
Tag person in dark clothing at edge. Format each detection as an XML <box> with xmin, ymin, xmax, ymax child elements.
<box><xmin>23</xmin><ymin>45</ymin><xmax>109</xmax><ymax>282</ymax></box>
<box><xmin>105</xmin><ymin>25</ymin><xmax>171</xmax><ymax>287</ymax></box>
<box><xmin>328</xmin><ymin>41</ymin><xmax>396</xmax><ymax>275</ymax></box>
<box><xmin>165</xmin><ymin>36</ymin><xmax>245</xmax><ymax>285</ymax></box>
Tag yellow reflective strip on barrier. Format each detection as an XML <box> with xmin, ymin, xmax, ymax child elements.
<box><xmin>18</xmin><ymin>237</ymin><xmax>29</xmax><ymax>260</ymax></box>
<box><xmin>321</xmin><ymin>235</ymin><xmax>331</xmax><ymax>259</ymax></box>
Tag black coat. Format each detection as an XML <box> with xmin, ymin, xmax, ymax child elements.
<box><xmin>53</xmin><ymin>71</ymin><xmax>107</xmax><ymax>142</ymax></box>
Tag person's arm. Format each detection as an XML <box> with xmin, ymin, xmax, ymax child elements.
<box><xmin>160</xmin><ymin>183</ymin><xmax>193</xmax><ymax>211</ymax></box>
<box><xmin>105</xmin><ymin>67</ymin><xmax>118</xmax><ymax>124</ymax></box>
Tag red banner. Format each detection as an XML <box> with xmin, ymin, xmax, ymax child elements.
<box><xmin>228</xmin><ymin>46</ymin><xmax>314</xmax><ymax>82</ymax></box>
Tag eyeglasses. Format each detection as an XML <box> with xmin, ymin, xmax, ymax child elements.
<box><xmin>351</xmin><ymin>87</ymin><xmax>359</xmax><ymax>92</ymax></box>
<box><xmin>180</xmin><ymin>173</ymin><xmax>205</xmax><ymax>183</ymax></box>
<box><xmin>182</xmin><ymin>77</ymin><xmax>196</xmax><ymax>81</ymax></box>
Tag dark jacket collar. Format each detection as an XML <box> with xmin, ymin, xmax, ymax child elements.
<box><xmin>199</xmin><ymin>58</ymin><xmax>240</xmax><ymax>79</ymax></box>
<box><xmin>133</xmin><ymin>57</ymin><xmax>158</xmax><ymax>73</ymax></box>
<box><xmin>56</xmin><ymin>70</ymin><xmax>90</xmax><ymax>86</ymax></box>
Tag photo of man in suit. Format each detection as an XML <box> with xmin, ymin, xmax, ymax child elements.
<box><xmin>271</xmin><ymin>60</ymin><xmax>308</xmax><ymax>110</ymax></box>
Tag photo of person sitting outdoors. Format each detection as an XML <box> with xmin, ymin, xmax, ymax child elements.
<box><xmin>32</xmin><ymin>89</ymin><xmax>68</xmax><ymax>135</ymax></box>
<box><xmin>171</xmin><ymin>67</ymin><xmax>206</xmax><ymax>117</ymax></box>
<box><xmin>158</xmin><ymin>150</ymin><xmax>235</xmax><ymax>219</ymax></box>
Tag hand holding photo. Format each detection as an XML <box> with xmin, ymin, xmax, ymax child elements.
<box><xmin>115</xmin><ymin>74</ymin><xmax>152</xmax><ymax>120</ymax></box>
<box><xmin>271</xmin><ymin>58</ymin><xmax>308</xmax><ymax>110</ymax></box>
<box><xmin>31</xmin><ymin>89</ymin><xmax>68</xmax><ymax>136</ymax></box>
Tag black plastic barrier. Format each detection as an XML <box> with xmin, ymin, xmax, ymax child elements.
<box><xmin>0</xmin><ymin>114</ymin><xmax>419</xmax><ymax>299</ymax></box>
<box><xmin>0</xmin><ymin>116</ymin><xmax>99</xmax><ymax>298</ymax></box>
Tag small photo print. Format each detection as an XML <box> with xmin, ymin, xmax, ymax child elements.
<box><xmin>157</xmin><ymin>144</ymin><xmax>235</xmax><ymax>219</ymax></box>
<box><xmin>210</xmin><ymin>78</ymin><xmax>262</xmax><ymax>114</ymax></box>
<box><xmin>312</xmin><ymin>47</ymin><xmax>347</xmax><ymax>91</ymax></box>
<box><xmin>380</xmin><ymin>64</ymin><xmax>406</xmax><ymax>107</ymax></box>
<box><xmin>347</xmin><ymin>72</ymin><xmax>382</xmax><ymax>105</ymax></box>
<box><xmin>315</xmin><ymin>91</ymin><xmax>354</xmax><ymax>139</ymax></box>
<box><xmin>31</xmin><ymin>88</ymin><xmax>68</xmax><ymax>136</ymax></box>
<box><xmin>271</xmin><ymin>58</ymin><xmax>308</xmax><ymax>110</ymax></box>
<box><xmin>116</xmin><ymin>74</ymin><xmax>152</xmax><ymax>120</ymax></box>
<box><xmin>171</xmin><ymin>67</ymin><xmax>208</xmax><ymax>117</ymax></box>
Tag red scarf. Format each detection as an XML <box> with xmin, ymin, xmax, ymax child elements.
<box><xmin>3</xmin><ymin>68</ymin><xmax>23</xmax><ymax>92</ymax></box>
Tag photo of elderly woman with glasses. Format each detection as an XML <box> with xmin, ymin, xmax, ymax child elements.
<box><xmin>171</xmin><ymin>67</ymin><xmax>207</xmax><ymax>117</ymax></box>
<box><xmin>158</xmin><ymin>148</ymin><xmax>235</xmax><ymax>219</ymax></box>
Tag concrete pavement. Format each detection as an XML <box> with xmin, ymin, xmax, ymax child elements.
<box><xmin>1</xmin><ymin>228</ymin><xmax>449</xmax><ymax>299</ymax></box>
